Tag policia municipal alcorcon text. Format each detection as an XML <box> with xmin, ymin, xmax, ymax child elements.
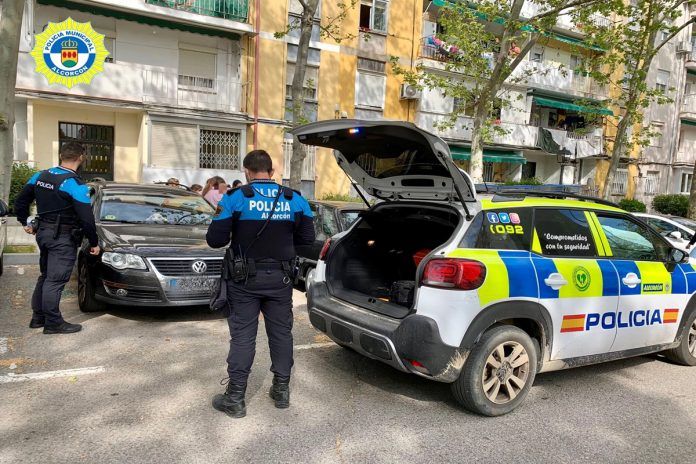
<box><xmin>206</xmin><ymin>149</ymin><xmax>315</xmax><ymax>418</ymax></box>
<box><xmin>14</xmin><ymin>142</ymin><xmax>100</xmax><ymax>334</ymax></box>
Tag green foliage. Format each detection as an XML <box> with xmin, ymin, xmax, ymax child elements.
<box><xmin>503</xmin><ymin>177</ymin><xmax>543</xmax><ymax>186</ymax></box>
<box><xmin>618</xmin><ymin>198</ymin><xmax>646</xmax><ymax>213</ymax></box>
<box><xmin>652</xmin><ymin>194</ymin><xmax>689</xmax><ymax>217</ymax></box>
<box><xmin>319</xmin><ymin>193</ymin><xmax>363</xmax><ymax>203</ymax></box>
<box><xmin>9</xmin><ymin>162</ymin><xmax>38</xmax><ymax>213</ymax></box>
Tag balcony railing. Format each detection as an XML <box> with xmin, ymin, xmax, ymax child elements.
<box><xmin>146</xmin><ymin>0</ymin><xmax>249</xmax><ymax>22</ymax></box>
<box><xmin>682</xmin><ymin>93</ymin><xmax>696</xmax><ymax>118</ymax></box>
<box><xmin>143</xmin><ymin>69</ymin><xmax>245</xmax><ymax>113</ymax></box>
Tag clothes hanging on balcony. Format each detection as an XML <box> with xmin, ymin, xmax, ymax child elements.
<box><xmin>537</xmin><ymin>128</ymin><xmax>572</xmax><ymax>157</ymax></box>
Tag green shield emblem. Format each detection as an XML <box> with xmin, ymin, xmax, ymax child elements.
<box><xmin>573</xmin><ymin>266</ymin><xmax>591</xmax><ymax>292</ymax></box>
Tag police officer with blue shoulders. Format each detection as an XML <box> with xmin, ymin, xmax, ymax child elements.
<box><xmin>14</xmin><ymin>142</ymin><xmax>100</xmax><ymax>334</ymax></box>
<box><xmin>206</xmin><ymin>149</ymin><xmax>315</xmax><ymax>418</ymax></box>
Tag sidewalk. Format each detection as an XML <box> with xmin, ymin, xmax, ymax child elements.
<box><xmin>5</xmin><ymin>217</ymin><xmax>39</xmax><ymax>265</ymax></box>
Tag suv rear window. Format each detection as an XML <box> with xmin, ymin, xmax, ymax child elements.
<box><xmin>534</xmin><ymin>209</ymin><xmax>597</xmax><ymax>257</ymax></box>
<box><xmin>460</xmin><ymin>208</ymin><xmax>532</xmax><ymax>250</ymax></box>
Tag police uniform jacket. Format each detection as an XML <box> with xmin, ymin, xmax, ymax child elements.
<box><xmin>206</xmin><ymin>180</ymin><xmax>315</xmax><ymax>260</ymax></box>
<box><xmin>14</xmin><ymin>166</ymin><xmax>99</xmax><ymax>247</ymax></box>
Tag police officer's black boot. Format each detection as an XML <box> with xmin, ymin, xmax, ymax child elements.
<box><xmin>212</xmin><ymin>382</ymin><xmax>246</xmax><ymax>418</ymax></box>
<box><xmin>29</xmin><ymin>319</ymin><xmax>45</xmax><ymax>329</ymax></box>
<box><xmin>269</xmin><ymin>376</ymin><xmax>290</xmax><ymax>409</ymax></box>
<box><xmin>43</xmin><ymin>321</ymin><xmax>82</xmax><ymax>334</ymax></box>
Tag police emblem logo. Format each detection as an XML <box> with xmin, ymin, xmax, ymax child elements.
<box><xmin>573</xmin><ymin>266</ymin><xmax>591</xmax><ymax>292</ymax></box>
<box><xmin>30</xmin><ymin>18</ymin><xmax>109</xmax><ymax>89</ymax></box>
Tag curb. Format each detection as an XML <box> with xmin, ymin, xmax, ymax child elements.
<box><xmin>4</xmin><ymin>253</ymin><xmax>40</xmax><ymax>265</ymax></box>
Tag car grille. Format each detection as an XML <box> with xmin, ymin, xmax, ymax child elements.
<box><xmin>149</xmin><ymin>258</ymin><xmax>223</xmax><ymax>277</ymax></box>
<box><xmin>164</xmin><ymin>289</ymin><xmax>213</xmax><ymax>301</ymax></box>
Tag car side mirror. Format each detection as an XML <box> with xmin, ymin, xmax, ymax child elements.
<box><xmin>668</xmin><ymin>230</ymin><xmax>683</xmax><ymax>240</ymax></box>
<box><xmin>666</xmin><ymin>248</ymin><xmax>689</xmax><ymax>271</ymax></box>
<box><xmin>0</xmin><ymin>199</ymin><xmax>8</xmax><ymax>217</ymax></box>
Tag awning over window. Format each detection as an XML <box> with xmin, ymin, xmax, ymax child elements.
<box><xmin>37</xmin><ymin>0</ymin><xmax>243</xmax><ymax>40</ymax></box>
<box><xmin>449</xmin><ymin>146</ymin><xmax>527</xmax><ymax>164</ymax></box>
<box><xmin>681</xmin><ymin>118</ymin><xmax>696</xmax><ymax>127</ymax></box>
<box><xmin>532</xmin><ymin>96</ymin><xmax>613</xmax><ymax>116</ymax></box>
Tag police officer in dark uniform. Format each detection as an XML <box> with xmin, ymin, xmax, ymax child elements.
<box><xmin>206</xmin><ymin>149</ymin><xmax>315</xmax><ymax>418</ymax></box>
<box><xmin>14</xmin><ymin>142</ymin><xmax>100</xmax><ymax>334</ymax></box>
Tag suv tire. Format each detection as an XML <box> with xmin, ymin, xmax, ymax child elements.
<box><xmin>452</xmin><ymin>325</ymin><xmax>537</xmax><ymax>416</ymax></box>
<box><xmin>664</xmin><ymin>311</ymin><xmax>696</xmax><ymax>366</ymax></box>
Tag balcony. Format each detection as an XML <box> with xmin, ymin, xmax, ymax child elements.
<box><xmin>415</xmin><ymin>111</ymin><xmax>603</xmax><ymax>158</ymax></box>
<box><xmin>145</xmin><ymin>0</ymin><xmax>248</xmax><ymax>22</ymax></box>
<box><xmin>519</xmin><ymin>3</ymin><xmax>610</xmax><ymax>33</ymax></box>
<box><xmin>681</xmin><ymin>94</ymin><xmax>696</xmax><ymax>120</ymax></box>
<box><xmin>15</xmin><ymin>53</ymin><xmax>245</xmax><ymax>114</ymax></box>
<box><xmin>415</xmin><ymin>112</ymin><xmax>538</xmax><ymax>148</ymax></box>
<box><xmin>513</xmin><ymin>61</ymin><xmax>608</xmax><ymax>99</ymax></box>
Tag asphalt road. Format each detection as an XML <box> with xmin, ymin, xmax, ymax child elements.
<box><xmin>1</xmin><ymin>265</ymin><xmax>695</xmax><ymax>464</ymax></box>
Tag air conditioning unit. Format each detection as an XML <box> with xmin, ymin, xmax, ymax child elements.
<box><xmin>400</xmin><ymin>83</ymin><xmax>422</xmax><ymax>100</ymax></box>
<box><xmin>677</xmin><ymin>40</ymin><xmax>693</xmax><ymax>54</ymax></box>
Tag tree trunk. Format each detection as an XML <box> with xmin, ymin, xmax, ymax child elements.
<box><xmin>469</xmin><ymin>103</ymin><xmax>487</xmax><ymax>183</ymax></box>
<box><xmin>0</xmin><ymin>0</ymin><xmax>24</xmax><ymax>203</ymax></box>
<box><xmin>602</xmin><ymin>111</ymin><xmax>633</xmax><ymax>201</ymax></box>
<box><xmin>289</xmin><ymin>0</ymin><xmax>319</xmax><ymax>192</ymax></box>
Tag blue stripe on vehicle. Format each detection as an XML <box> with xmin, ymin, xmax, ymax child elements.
<box><xmin>499</xmin><ymin>251</ymin><xmax>538</xmax><ymax>298</ymax></box>
<box><xmin>532</xmin><ymin>256</ymin><xmax>559</xmax><ymax>299</ymax></box>
<box><xmin>678</xmin><ymin>263</ymin><xmax>696</xmax><ymax>293</ymax></box>
<box><xmin>611</xmin><ymin>260</ymin><xmax>641</xmax><ymax>296</ymax></box>
<box><xmin>597</xmin><ymin>259</ymin><xmax>619</xmax><ymax>297</ymax></box>
<box><xmin>671</xmin><ymin>264</ymin><xmax>688</xmax><ymax>294</ymax></box>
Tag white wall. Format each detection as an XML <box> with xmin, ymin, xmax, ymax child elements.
<box><xmin>17</xmin><ymin>4</ymin><xmax>243</xmax><ymax>112</ymax></box>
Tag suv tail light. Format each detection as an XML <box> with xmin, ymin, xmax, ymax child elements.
<box><xmin>421</xmin><ymin>258</ymin><xmax>486</xmax><ymax>290</ymax></box>
<box><xmin>319</xmin><ymin>239</ymin><xmax>332</xmax><ymax>261</ymax></box>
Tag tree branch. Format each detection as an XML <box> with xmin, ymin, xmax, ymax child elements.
<box><xmin>653</xmin><ymin>16</ymin><xmax>696</xmax><ymax>54</ymax></box>
<box><xmin>508</xmin><ymin>34</ymin><xmax>539</xmax><ymax>73</ymax></box>
<box><xmin>298</xmin><ymin>0</ymin><xmax>309</xmax><ymax>9</ymax></box>
<box><xmin>526</xmin><ymin>0</ymin><xmax>602</xmax><ymax>23</ymax></box>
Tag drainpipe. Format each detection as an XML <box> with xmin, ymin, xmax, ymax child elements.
<box><xmin>253</xmin><ymin>0</ymin><xmax>261</xmax><ymax>149</ymax></box>
<box><xmin>667</xmin><ymin>41</ymin><xmax>688</xmax><ymax>194</ymax></box>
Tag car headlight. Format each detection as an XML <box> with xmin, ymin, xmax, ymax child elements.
<box><xmin>102</xmin><ymin>252</ymin><xmax>147</xmax><ymax>270</ymax></box>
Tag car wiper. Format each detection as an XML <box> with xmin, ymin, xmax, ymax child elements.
<box><xmin>99</xmin><ymin>219</ymin><xmax>147</xmax><ymax>224</ymax></box>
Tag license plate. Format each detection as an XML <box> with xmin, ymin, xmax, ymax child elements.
<box><xmin>169</xmin><ymin>277</ymin><xmax>217</xmax><ymax>291</ymax></box>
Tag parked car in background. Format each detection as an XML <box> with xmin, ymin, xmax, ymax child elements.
<box><xmin>634</xmin><ymin>213</ymin><xmax>694</xmax><ymax>251</ymax></box>
<box><xmin>0</xmin><ymin>199</ymin><xmax>8</xmax><ymax>276</ymax></box>
<box><xmin>77</xmin><ymin>182</ymin><xmax>224</xmax><ymax>312</ymax></box>
<box><xmin>295</xmin><ymin>200</ymin><xmax>367</xmax><ymax>288</ymax></box>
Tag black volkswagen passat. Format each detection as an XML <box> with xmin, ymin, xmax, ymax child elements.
<box><xmin>77</xmin><ymin>182</ymin><xmax>225</xmax><ymax>312</ymax></box>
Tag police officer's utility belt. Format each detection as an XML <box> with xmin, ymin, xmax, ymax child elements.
<box><xmin>228</xmin><ymin>255</ymin><xmax>293</xmax><ymax>282</ymax></box>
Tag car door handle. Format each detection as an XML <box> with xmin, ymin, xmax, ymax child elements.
<box><xmin>544</xmin><ymin>273</ymin><xmax>568</xmax><ymax>290</ymax></box>
<box><xmin>622</xmin><ymin>273</ymin><xmax>641</xmax><ymax>287</ymax></box>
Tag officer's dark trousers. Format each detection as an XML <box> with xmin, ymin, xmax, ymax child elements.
<box><xmin>31</xmin><ymin>228</ymin><xmax>77</xmax><ymax>328</ymax></box>
<box><xmin>226</xmin><ymin>267</ymin><xmax>294</xmax><ymax>386</ymax></box>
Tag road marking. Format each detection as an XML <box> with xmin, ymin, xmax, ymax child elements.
<box><xmin>294</xmin><ymin>342</ymin><xmax>336</xmax><ymax>351</ymax></box>
<box><xmin>0</xmin><ymin>338</ymin><xmax>7</xmax><ymax>355</ymax></box>
<box><xmin>0</xmin><ymin>366</ymin><xmax>106</xmax><ymax>384</ymax></box>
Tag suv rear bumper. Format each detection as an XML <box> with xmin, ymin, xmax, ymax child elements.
<box><xmin>307</xmin><ymin>281</ymin><xmax>463</xmax><ymax>382</ymax></box>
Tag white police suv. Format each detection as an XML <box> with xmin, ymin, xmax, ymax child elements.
<box><xmin>292</xmin><ymin>120</ymin><xmax>696</xmax><ymax>416</ymax></box>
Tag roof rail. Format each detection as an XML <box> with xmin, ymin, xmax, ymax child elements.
<box><xmin>492</xmin><ymin>189</ymin><xmax>619</xmax><ymax>209</ymax></box>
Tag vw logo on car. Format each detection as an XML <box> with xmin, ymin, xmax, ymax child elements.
<box><xmin>191</xmin><ymin>260</ymin><xmax>208</xmax><ymax>274</ymax></box>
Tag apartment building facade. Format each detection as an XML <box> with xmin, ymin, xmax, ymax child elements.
<box><xmin>8</xmin><ymin>0</ymin><xmax>694</xmax><ymax>199</ymax></box>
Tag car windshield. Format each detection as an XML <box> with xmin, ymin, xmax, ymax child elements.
<box><xmin>670</xmin><ymin>217</ymin><xmax>696</xmax><ymax>230</ymax></box>
<box><xmin>340</xmin><ymin>210</ymin><xmax>361</xmax><ymax>229</ymax></box>
<box><xmin>99</xmin><ymin>190</ymin><xmax>215</xmax><ymax>225</ymax></box>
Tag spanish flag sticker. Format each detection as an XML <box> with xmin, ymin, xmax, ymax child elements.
<box><xmin>560</xmin><ymin>314</ymin><xmax>586</xmax><ymax>333</ymax></box>
<box><xmin>663</xmin><ymin>309</ymin><xmax>679</xmax><ymax>324</ymax></box>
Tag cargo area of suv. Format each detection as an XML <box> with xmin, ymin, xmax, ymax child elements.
<box><xmin>324</xmin><ymin>202</ymin><xmax>460</xmax><ymax>318</ymax></box>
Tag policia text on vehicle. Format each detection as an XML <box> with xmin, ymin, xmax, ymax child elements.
<box><xmin>206</xmin><ymin>150</ymin><xmax>315</xmax><ymax>418</ymax></box>
<box><xmin>14</xmin><ymin>142</ymin><xmax>100</xmax><ymax>334</ymax></box>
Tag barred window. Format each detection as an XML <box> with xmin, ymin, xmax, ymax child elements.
<box><xmin>199</xmin><ymin>129</ymin><xmax>241</xmax><ymax>170</ymax></box>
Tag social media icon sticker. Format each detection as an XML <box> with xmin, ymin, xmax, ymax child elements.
<box><xmin>498</xmin><ymin>212</ymin><xmax>510</xmax><ymax>224</ymax></box>
<box><xmin>509</xmin><ymin>213</ymin><xmax>520</xmax><ymax>224</ymax></box>
<box><xmin>487</xmin><ymin>212</ymin><xmax>499</xmax><ymax>223</ymax></box>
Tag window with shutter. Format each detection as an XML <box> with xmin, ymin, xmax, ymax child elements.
<box><xmin>355</xmin><ymin>70</ymin><xmax>386</xmax><ymax>109</ymax></box>
<box><xmin>178</xmin><ymin>49</ymin><xmax>217</xmax><ymax>91</ymax></box>
<box><xmin>150</xmin><ymin>123</ymin><xmax>198</xmax><ymax>168</ymax></box>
